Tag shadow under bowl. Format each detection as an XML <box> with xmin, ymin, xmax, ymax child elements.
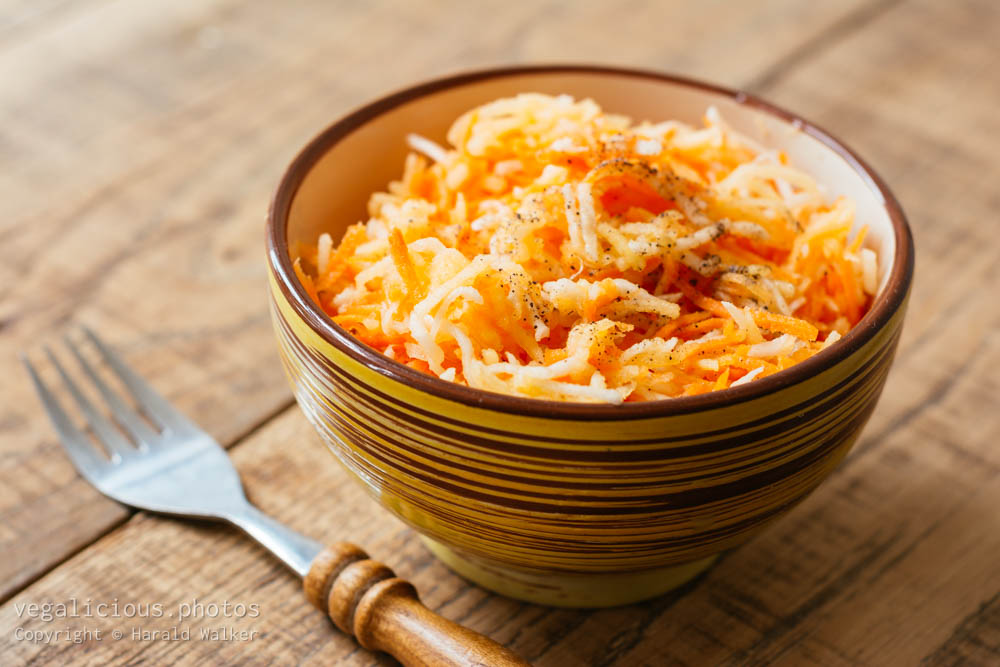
<box><xmin>266</xmin><ymin>65</ymin><xmax>914</xmax><ymax>607</ymax></box>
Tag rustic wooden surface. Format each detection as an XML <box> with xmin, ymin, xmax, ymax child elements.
<box><xmin>1</xmin><ymin>0</ymin><xmax>998</xmax><ymax>664</ymax></box>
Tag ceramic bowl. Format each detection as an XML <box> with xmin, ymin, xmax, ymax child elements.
<box><xmin>266</xmin><ymin>65</ymin><xmax>913</xmax><ymax>608</ymax></box>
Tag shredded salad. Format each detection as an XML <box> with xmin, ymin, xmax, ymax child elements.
<box><xmin>295</xmin><ymin>94</ymin><xmax>877</xmax><ymax>404</ymax></box>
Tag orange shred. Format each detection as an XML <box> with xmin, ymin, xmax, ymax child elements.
<box><xmin>388</xmin><ymin>228</ymin><xmax>422</xmax><ymax>303</ymax></box>
<box><xmin>750</xmin><ymin>309</ymin><xmax>820</xmax><ymax>342</ymax></box>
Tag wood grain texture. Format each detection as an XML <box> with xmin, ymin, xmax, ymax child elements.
<box><xmin>2</xmin><ymin>0</ymin><xmax>999</xmax><ymax>664</ymax></box>
<box><xmin>0</xmin><ymin>0</ymin><xmax>878</xmax><ymax>603</ymax></box>
<box><xmin>0</xmin><ymin>410</ymin><xmax>536</xmax><ymax>666</ymax></box>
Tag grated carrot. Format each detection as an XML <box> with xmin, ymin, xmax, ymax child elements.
<box><xmin>299</xmin><ymin>95</ymin><xmax>877</xmax><ymax>403</ymax></box>
<box><xmin>654</xmin><ymin>310</ymin><xmax>712</xmax><ymax>339</ymax></box>
<box><xmin>713</xmin><ymin>368</ymin><xmax>731</xmax><ymax>391</ymax></box>
<box><xmin>388</xmin><ymin>228</ymin><xmax>422</xmax><ymax>303</ymax></box>
<box><xmin>750</xmin><ymin>309</ymin><xmax>820</xmax><ymax>342</ymax></box>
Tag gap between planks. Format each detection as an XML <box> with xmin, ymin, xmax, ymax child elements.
<box><xmin>745</xmin><ymin>0</ymin><xmax>908</xmax><ymax>92</ymax></box>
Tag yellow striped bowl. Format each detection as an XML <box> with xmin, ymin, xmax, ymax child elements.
<box><xmin>266</xmin><ymin>66</ymin><xmax>914</xmax><ymax>607</ymax></box>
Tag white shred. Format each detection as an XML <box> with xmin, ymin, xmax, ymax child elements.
<box><xmin>407</xmin><ymin>133</ymin><xmax>448</xmax><ymax>163</ymax></box>
<box><xmin>470</xmin><ymin>213</ymin><xmax>502</xmax><ymax>232</ymax></box>
<box><xmin>635</xmin><ymin>138</ymin><xmax>662</xmax><ymax>155</ymax></box>
<box><xmin>728</xmin><ymin>220</ymin><xmax>770</xmax><ymax>240</ymax></box>
<box><xmin>562</xmin><ymin>184</ymin><xmax>582</xmax><ymax>251</ymax></box>
<box><xmin>621</xmin><ymin>337</ymin><xmax>679</xmax><ymax>366</ymax></box>
<box><xmin>483</xmin><ymin>174</ymin><xmax>506</xmax><ymax>193</ymax></box>
<box><xmin>822</xmin><ymin>330</ymin><xmax>842</xmax><ymax>349</ymax></box>
<box><xmin>549</xmin><ymin>137</ymin><xmax>585</xmax><ymax>153</ymax></box>
<box><xmin>404</xmin><ymin>342</ymin><xmax>428</xmax><ymax>361</ymax></box>
<box><xmin>537</xmin><ymin>164</ymin><xmax>569</xmax><ymax>185</ymax></box>
<box><xmin>317</xmin><ymin>233</ymin><xmax>333</xmax><ymax>276</ymax></box>
<box><xmin>748</xmin><ymin>333</ymin><xmax>798</xmax><ymax>358</ymax></box>
<box><xmin>787</xmin><ymin>297</ymin><xmax>806</xmax><ymax>313</ymax></box>
<box><xmin>354</xmin><ymin>256</ymin><xmax>392</xmax><ymax>289</ymax></box>
<box><xmin>494</xmin><ymin>159</ymin><xmax>523</xmax><ymax>176</ymax></box>
<box><xmin>332</xmin><ymin>286</ymin><xmax>361</xmax><ymax>310</ymax></box>
<box><xmin>445</xmin><ymin>162</ymin><xmax>469</xmax><ymax>189</ymax></box>
<box><xmin>861</xmin><ymin>248</ymin><xmax>878</xmax><ymax>295</ymax></box>
<box><xmin>451</xmin><ymin>192</ymin><xmax>467</xmax><ymax>226</ymax></box>
<box><xmin>731</xmin><ymin>366</ymin><xmax>764</xmax><ymax>387</ymax></box>
<box><xmin>720</xmin><ymin>300</ymin><xmax>764</xmax><ymax>344</ymax></box>
<box><xmin>577</xmin><ymin>182</ymin><xmax>599</xmax><ymax>261</ymax></box>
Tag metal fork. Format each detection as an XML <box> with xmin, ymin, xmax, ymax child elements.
<box><xmin>22</xmin><ymin>327</ymin><xmax>529</xmax><ymax>667</ymax></box>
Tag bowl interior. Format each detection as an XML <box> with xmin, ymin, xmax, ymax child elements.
<box><xmin>286</xmin><ymin>69</ymin><xmax>896</xmax><ymax>295</ymax></box>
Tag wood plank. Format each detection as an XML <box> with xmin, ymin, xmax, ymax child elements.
<box><xmin>0</xmin><ymin>0</ymin><xmax>108</xmax><ymax>45</ymax></box>
<box><xmin>0</xmin><ymin>409</ymin><xmax>527</xmax><ymax>666</ymax></box>
<box><xmin>0</xmin><ymin>0</ymin><xmax>880</xmax><ymax>603</ymax></box>
<box><xmin>17</xmin><ymin>0</ymin><xmax>1000</xmax><ymax>663</ymax></box>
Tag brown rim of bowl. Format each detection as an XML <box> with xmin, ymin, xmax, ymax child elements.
<box><xmin>267</xmin><ymin>64</ymin><xmax>914</xmax><ymax>422</ymax></box>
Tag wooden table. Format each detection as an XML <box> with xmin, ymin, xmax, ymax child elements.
<box><xmin>1</xmin><ymin>1</ymin><xmax>998</xmax><ymax>664</ymax></box>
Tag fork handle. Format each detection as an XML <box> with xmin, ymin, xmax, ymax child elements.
<box><xmin>304</xmin><ymin>542</ymin><xmax>530</xmax><ymax>667</ymax></box>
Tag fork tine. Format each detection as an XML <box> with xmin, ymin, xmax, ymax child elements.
<box><xmin>81</xmin><ymin>325</ymin><xmax>193</xmax><ymax>433</ymax></box>
<box><xmin>64</xmin><ymin>333</ymin><xmax>156</xmax><ymax>450</ymax></box>
<box><xmin>44</xmin><ymin>345</ymin><xmax>134</xmax><ymax>462</ymax></box>
<box><xmin>21</xmin><ymin>353</ymin><xmax>108</xmax><ymax>479</ymax></box>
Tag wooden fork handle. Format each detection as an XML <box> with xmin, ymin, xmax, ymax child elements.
<box><xmin>304</xmin><ymin>542</ymin><xmax>531</xmax><ymax>667</ymax></box>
